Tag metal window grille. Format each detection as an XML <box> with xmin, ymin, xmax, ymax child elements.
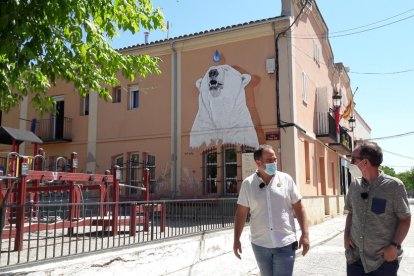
<box><xmin>222</xmin><ymin>144</ymin><xmax>237</xmax><ymax>196</ymax></box>
<box><xmin>128</xmin><ymin>154</ymin><xmax>140</xmax><ymax>195</ymax></box>
<box><xmin>146</xmin><ymin>155</ymin><xmax>156</xmax><ymax>194</ymax></box>
<box><xmin>203</xmin><ymin>148</ymin><xmax>217</xmax><ymax>194</ymax></box>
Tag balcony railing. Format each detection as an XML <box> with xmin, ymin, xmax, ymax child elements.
<box><xmin>35</xmin><ymin>117</ymin><xmax>72</xmax><ymax>143</ymax></box>
<box><xmin>329</xmin><ymin>125</ymin><xmax>352</xmax><ymax>155</ymax></box>
<box><xmin>315</xmin><ymin>112</ymin><xmax>353</xmax><ymax>155</ymax></box>
<box><xmin>315</xmin><ymin>112</ymin><xmax>336</xmax><ymax>144</ymax></box>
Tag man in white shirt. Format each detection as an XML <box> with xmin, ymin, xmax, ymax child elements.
<box><xmin>233</xmin><ymin>144</ymin><xmax>309</xmax><ymax>276</ymax></box>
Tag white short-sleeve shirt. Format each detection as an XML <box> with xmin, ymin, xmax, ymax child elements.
<box><xmin>237</xmin><ymin>171</ymin><xmax>302</xmax><ymax>248</ymax></box>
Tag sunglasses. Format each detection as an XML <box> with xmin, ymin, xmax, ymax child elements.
<box><xmin>351</xmin><ymin>156</ymin><xmax>364</xmax><ymax>164</ymax></box>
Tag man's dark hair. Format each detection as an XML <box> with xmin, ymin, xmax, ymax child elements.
<box><xmin>253</xmin><ymin>145</ymin><xmax>274</xmax><ymax>161</ymax></box>
<box><xmin>358</xmin><ymin>141</ymin><xmax>383</xmax><ymax>167</ymax></box>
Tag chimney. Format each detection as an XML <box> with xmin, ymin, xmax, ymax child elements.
<box><xmin>144</xmin><ymin>32</ymin><xmax>149</xmax><ymax>44</ymax></box>
<box><xmin>281</xmin><ymin>0</ymin><xmax>293</xmax><ymax>16</ymax></box>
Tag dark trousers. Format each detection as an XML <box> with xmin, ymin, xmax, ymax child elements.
<box><xmin>347</xmin><ymin>259</ymin><xmax>399</xmax><ymax>276</ymax></box>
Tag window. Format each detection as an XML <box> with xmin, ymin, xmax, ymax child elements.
<box><xmin>223</xmin><ymin>145</ymin><xmax>237</xmax><ymax>195</ymax></box>
<box><xmin>81</xmin><ymin>94</ymin><xmax>89</xmax><ymax>116</ymax></box>
<box><xmin>331</xmin><ymin>161</ymin><xmax>336</xmax><ymax>193</ymax></box>
<box><xmin>313</xmin><ymin>39</ymin><xmax>320</xmax><ymax>65</ymax></box>
<box><xmin>204</xmin><ymin>150</ymin><xmax>217</xmax><ymax>194</ymax></box>
<box><xmin>129</xmin><ymin>87</ymin><xmax>139</xmax><ymax>109</ymax></box>
<box><xmin>304</xmin><ymin>141</ymin><xmax>311</xmax><ymax>182</ymax></box>
<box><xmin>202</xmin><ymin>145</ymin><xmax>255</xmax><ymax>196</ymax></box>
<box><xmin>112</xmin><ymin>86</ymin><xmax>121</xmax><ymax>103</ymax></box>
<box><xmin>128</xmin><ymin>153</ymin><xmax>140</xmax><ymax>194</ymax></box>
<box><xmin>114</xmin><ymin>155</ymin><xmax>124</xmax><ymax>182</ymax></box>
<box><xmin>146</xmin><ymin>154</ymin><xmax>156</xmax><ymax>194</ymax></box>
<box><xmin>302</xmin><ymin>71</ymin><xmax>308</xmax><ymax>103</ymax></box>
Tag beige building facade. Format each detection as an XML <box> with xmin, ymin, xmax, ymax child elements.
<box><xmin>1</xmin><ymin>1</ymin><xmax>368</xmax><ymax>221</ymax></box>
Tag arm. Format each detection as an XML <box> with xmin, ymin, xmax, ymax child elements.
<box><xmin>293</xmin><ymin>200</ymin><xmax>310</xmax><ymax>256</ymax></box>
<box><xmin>233</xmin><ymin>204</ymin><xmax>249</xmax><ymax>259</ymax></box>
<box><xmin>392</xmin><ymin>215</ymin><xmax>411</xmax><ymax>245</ymax></box>
<box><xmin>377</xmin><ymin>215</ymin><xmax>411</xmax><ymax>261</ymax></box>
<box><xmin>344</xmin><ymin>211</ymin><xmax>355</xmax><ymax>249</ymax></box>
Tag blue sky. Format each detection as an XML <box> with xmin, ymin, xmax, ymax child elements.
<box><xmin>111</xmin><ymin>0</ymin><xmax>414</xmax><ymax>173</ymax></box>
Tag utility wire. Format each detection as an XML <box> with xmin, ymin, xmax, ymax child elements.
<box><xmin>382</xmin><ymin>165</ymin><xmax>413</xmax><ymax>168</ymax></box>
<box><xmin>289</xmin><ymin>13</ymin><xmax>414</xmax><ymax>39</ymax></box>
<box><xmin>366</xmin><ymin>131</ymin><xmax>414</xmax><ymax>141</ymax></box>
<box><xmin>293</xmin><ymin>43</ymin><xmax>414</xmax><ymax>75</ymax></box>
<box><xmin>328</xmin><ymin>8</ymin><xmax>414</xmax><ymax>34</ymax></box>
<box><xmin>382</xmin><ymin>149</ymin><xmax>414</xmax><ymax>161</ymax></box>
<box><xmin>349</xmin><ymin>69</ymin><xmax>414</xmax><ymax>75</ymax></box>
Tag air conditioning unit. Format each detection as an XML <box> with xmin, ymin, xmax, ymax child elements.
<box><xmin>266</xmin><ymin>58</ymin><xmax>275</xmax><ymax>74</ymax></box>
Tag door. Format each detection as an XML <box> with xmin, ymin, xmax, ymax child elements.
<box><xmin>52</xmin><ymin>97</ymin><xmax>64</xmax><ymax>140</ymax></box>
<box><xmin>319</xmin><ymin>157</ymin><xmax>326</xmax><ymax>196</ymax></box>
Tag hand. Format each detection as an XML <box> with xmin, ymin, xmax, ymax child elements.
<box><xmin>233</xmin><ymin>240</ymin><xmax>242</xmax><ymax>259</ymax></box>
<box><xmin>376</xmin><ymin>246</ymin><xmax>398</xmax><ymax>262</ymax></box>
<box><xmin>299</xmin><ymin>233</ymin><xmax>310</xmax><ymax>256</ymax></box>
<box><xmin>344</xmin><ymin>235</ymin><xmax>355</xmax><ymax>249</ymax></box>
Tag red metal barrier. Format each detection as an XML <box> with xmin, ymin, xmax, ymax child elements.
<box><xmin>1</xmin><ymin>150</ymin><xmax>157</xmax><ymax>251</ymax></box>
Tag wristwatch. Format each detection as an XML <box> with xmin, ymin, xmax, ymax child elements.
<box><xmin>390</xmin><ymin>242</ymin><xmax>401</xmax><ymax>250</ymax></box>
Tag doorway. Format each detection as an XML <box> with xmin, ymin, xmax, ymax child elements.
<box><xmin>52</xmin><ymin>97</ymin><xmax>64</xmax><ymax>140</ymax></box>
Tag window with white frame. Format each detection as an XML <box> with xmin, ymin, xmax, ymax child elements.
<box><xmin>302</xmin><ymin>71</ymin><xmax>308</xmax><ymax>103</ymax></box>
<box><xmin>81</xmin><ymin>93</ymin><xmax>89</xmax><ymax>116</ymax></box>
<box><xmin>313</xmin><ymin>39</ymin><xmax>320</xmax><ymax>65</ymax></box>
<box><xmin>129</xmin><ymin>86</ymin><xmax>139</xmax><ymax>109</ymax></box>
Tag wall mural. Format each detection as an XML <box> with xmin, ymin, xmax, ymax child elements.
<box><xmin>190</xmin><ymin>64</ymin><xmax>259</xmax><ymax>148</ymax></box>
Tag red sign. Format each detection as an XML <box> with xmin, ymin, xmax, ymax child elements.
<box><xmin>266</xmin><ymin>131</ymin><xmax>280</xmax><ymax>141</ymax></box>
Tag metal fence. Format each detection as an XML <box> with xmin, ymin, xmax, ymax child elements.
<box><xmin>0</xmin><ymin>198</ymin><xmax>237</xmax><ymax>271</ymax></box>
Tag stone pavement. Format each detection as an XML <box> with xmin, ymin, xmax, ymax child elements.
<box><xmin>166</xmin><ymin>215</ymin><xmax>347</xmax><ymax>276</ymax></box>
<box><xmin>6</xmin><ymin>199</ymin><xmax>413</xmax><ymax>275</ymax></box>
<box><xmin>4</xmin><ymin>214</ymin><xmax>347</xmax><ymax>276</ymax></box>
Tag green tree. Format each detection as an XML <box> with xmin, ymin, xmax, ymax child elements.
<box><xmin>0</xmin><ymin>0</ymin><xmax>164</xmax><ymax>114</ymax></box>
<box><xmin>397</xmin><ymin>168</ymin><xmax>414</xmax><ymax>191</ymax></box>
<box><xmin>380</xmin><ymin>165</ymin><xmax>396</xmax><ymax>177</ymax></box>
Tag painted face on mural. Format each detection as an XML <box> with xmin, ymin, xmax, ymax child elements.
<box><xmin>189</xmin><ymin>64</ymin><xmax>259</xmax><ymax>149</ymax></box>
<box><xmin>208</xmin><ymin>67</ymin><xmax>225</xmax><ymax>97</ymax></box>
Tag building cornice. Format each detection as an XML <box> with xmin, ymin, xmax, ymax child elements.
<box><xmin>120</xmin><ymin>17</ymin><xmax>290</xmax><ymax>56</ymax></box>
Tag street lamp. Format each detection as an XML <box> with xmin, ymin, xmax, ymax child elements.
<box><xmin>348</xmin><ymin>116</ymin><xmax>356</xmax><ymax>131</ymax></box>
<box><xmin>332</xmin><ymin>91</ymin><xmax>342</xmax><ymax>111</ymax></box>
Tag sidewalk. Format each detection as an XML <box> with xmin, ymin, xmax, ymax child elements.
<box><xmin>5</xmin><ymin>215</ymin><xmax>347</xmax><ymax>276</ymax></box>
<box><xmin>166</xmin><ymin>215</ymin><xmax>347</xmax><ymax>276</ymax></box>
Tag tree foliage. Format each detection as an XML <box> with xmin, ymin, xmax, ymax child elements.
<box><xmin>381</xmin><ymin>165</ymin><xmax>413</xmax><ymax>192</ymax></box>
<box><xmin>380</xmin><ymin>165</ymin><xmax>396</xmax><ymax>177</ymax></box>
<box><xmin>397</xmin><ymin>168</ymin><xmax>414</xmax><ymax>191</ymax></box>
<box><xmin>0</xmin><ymin>0</ymin><xmax>164</xmax><ymax>114</ymax></box>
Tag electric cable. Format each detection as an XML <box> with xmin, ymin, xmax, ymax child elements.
<box><xmin>382</xmin><ymin>149</ymin><xmax>414</xmax><ymax>160</ymax></box>
<box><xmin>288</xmin><ymin>13</ymin><xmax>414</xmax><ymax>39</ymax></box>
<box><xmin>366</xmin><ymin>131</ymin><xmax>414</xmax><ymax>141</ymax></box>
